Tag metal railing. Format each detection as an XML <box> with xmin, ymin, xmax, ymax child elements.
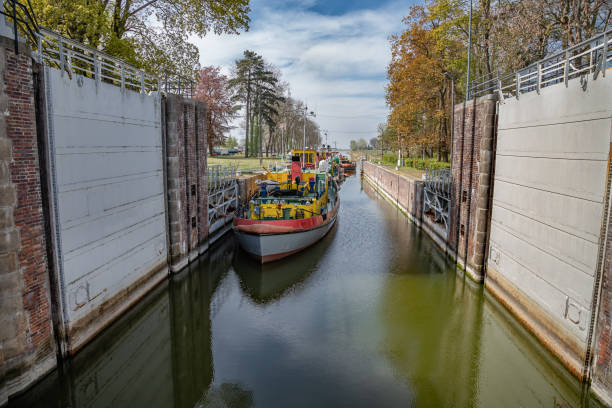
<box><xmin>424</xmin><ymin>168</ymin><xmax>451</xmax><ymax>231</ymax></box>
<box><xmin>163</xmin><ymin>71</ymin><xmax>195</xmax><ymax>99</ymax></box>
<box><xmin>1</xmin><ymin>0</ymin><xmax>38</xmax><ymax>54</ymax></box>
<box><xmin>469</xmin><ymin>28</ymin><xmax>612</xmax><ymax>100</ymax></box>
<box><xmin>2</xmin><ymin>1</ymin><xmax>196</xmax><ymax>97</ymax></box>
<box><xmin>35</xmin><ymin>28</ymin><xmax>160</xmax><ymax>94</ymax></box>
<box><xmin>207</xmin><ymin>165</ymin><xmax>238</xmax><ymax>191</ymax></box>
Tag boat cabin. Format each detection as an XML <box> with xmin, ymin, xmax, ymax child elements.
<box><xmin>292</xmin><ymin>149</ymin><xmax>317</xmax><ymax>169</ymax></box>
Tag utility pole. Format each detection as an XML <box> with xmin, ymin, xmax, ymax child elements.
<box><xmin>445</xmin><ymin>72</ymin><xmax>455</xmax><ymax>165</ymax></box>
<box><xmin>258</xmin><ymin>92</ymin><xmax>262</xmax><ymax>166</ymax></box>
<box><xmin>466</xmin><ymin>0</ymin><xmax>473</xmax><ymax>102</ymax></box>
<box><xmin>302</xmin><ymin>105</ymin><xmax>306</xmax><ymax>167</ymax></box>
<box><xmin>301</xmin><ymin>105</ymin><xmax>316</xmax><ymax>168</ymax></box>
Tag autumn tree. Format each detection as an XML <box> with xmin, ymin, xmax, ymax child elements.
<box><xmin>194</xmin><ymin>66</ymin><xmax>236</xmax><ymax>154</ymax></box>
<box><xmin>31</xmin><ymin>0</ymin><xmax>251</xmax><ymax>78</ymax></box>
<box><xmin>387</xmin><ymin>4</ymin><xmax>463</xmax><ymax>161</ymax></box>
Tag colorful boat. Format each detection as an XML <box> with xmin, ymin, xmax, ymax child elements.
<box><xmin>339</xmin><ymin>155</ymin><xmax>356</xmax><ymax>172</ymax></box>
<box><xmin>233</xmin><ymin>156</ymin><xmax>339</xmax><ymax>263</ymax></box>
<box><xmin>291</xmin><ymin>148</ymin><xmax>317</xmax><ymax>169</ymax></box>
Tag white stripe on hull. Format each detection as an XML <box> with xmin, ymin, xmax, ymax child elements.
<box><xmin>234</xmin><ymin>214</ymin><xmax>337</xmax><ymax>262</ymax></box>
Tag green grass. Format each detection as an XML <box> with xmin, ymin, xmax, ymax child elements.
<box><xmin>207</xmin><ymin>156</ymin><xmax>285</xmax><ymax>172</ymax></box>
<box><xmin>358</xmin><ymin>152</ymin><xmax>450</xmax><ymax>180</ymax></box>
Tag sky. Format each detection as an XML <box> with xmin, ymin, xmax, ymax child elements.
<box><xmin>192</xmin><ymin>0</ymin><xmax>414</xmax><ymax>149</ymax></box>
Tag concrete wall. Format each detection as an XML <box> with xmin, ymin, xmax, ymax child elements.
<box><xmin>361</xmin><ymin>162</ymin><xmax>464</xmax><ymax>253</ymax></box>
<box><xmin>164</xmin><ymin>95</ymin><xmax>207</xmax><ymax>272</ymax></box>
<box><xmin>362</xmin><ymin>162</ymin><xmax>424</xmax><ymax>225</ymax></box>
<box><xmin>449</xmin><ymin>95</ymin><xmax>497</xmax><ymax>282</ymax></box>
<box><xmin>44</xmin><ymin>68</ymin><xmax>168</xmax><ymax>354</ymax></box>
<box><xmin>486</xmin><ymin>74</ymin><xmax>612</xmax><ymax>378</ymax></box>
<box><xmin>0</xmin><ymin>39</ymin><xmax>56</xmax><ymax>403</ymax></box>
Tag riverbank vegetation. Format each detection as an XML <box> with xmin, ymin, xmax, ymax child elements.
<box><xmin>363</xmin><ymin>0</ymin><xmax>610</xmax><ymax>166</ymax></box>
<box><xmin>30</xmin><ymin>1</ymin><xmax>321</xmax><ymax>159</ymax></box>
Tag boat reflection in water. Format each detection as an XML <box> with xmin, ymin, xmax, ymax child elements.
<box><xmin>233</xmin><ymin>224</ymin><xmax>337</xmax><ymax>304</ymax></box>
<box><xmin>9</xmin><ymin>237</ymin><xmax>254</xmax><ymax>408</ymax></box>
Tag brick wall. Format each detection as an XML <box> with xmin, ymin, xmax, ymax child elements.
<box><xmin>449</xmin><ymin>95</ymin><xmax>497</xmax><ymax>282</ymax></box>
<box><xmin>592</xmin><ymin>154</ymin><xmax>612</xmax><ymax>405</ymax></box>
<box><xmin>362</xmin><ymin>161</ymin><xmax>424</xmax><ymax>225</ymax></box>
<box><xmin>165</xmin><ymin>95</ymin><xmax>207</xmax><ymax>272</ymax></box>
<box><xmin>0</xmin><ymin>41</ymin><xmax>55</xmax><ymax>403</ymax></box>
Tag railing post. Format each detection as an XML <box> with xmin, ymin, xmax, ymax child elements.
<box><xmin>94</xmin><ymin>54</ymin><xmax>100</xmax><ymax>87</ymax></box>
<box><xmin>515</xmin><ymin>72</ymin><xmax>520</xmax><ymax>99</ymax></box>
<box><xmin>564</xmin><ymin>50</ymin><xmax>569</xmax><ymax>87</ymax></box>
<box><xmin>37</xmin><ymin>34</ymin><xmax>42</xmax><ymax>64</ymax></box>
<box><xmin>536</xmin><ymin>63</ymin><xmax>541</xmax><ymax>94</ymax></box>
<box><xmin>59</xmin><ymin>38</ymin><xmax>64</xmax><ymax>77</ymax></box>
<box><xmin>140</xmin><ymin>70</ymin><xmax>145</xmax><ymax>94</ymax></box>
<box><xmin>603</xmin><ymin>32</ymin><xmax>608</xmax><ymax>78</ymax></box>
<box><xmin>121</xmin><ymin>64</ymin><xmax>125</xmax><ymax>93</ymax></box>
<box><xmin>12</xmin><ymin>0</ymin><xmax>18</xmax><ymax>54</ymax></box>
<box><xmin>157</xmin><ymin>77</ymin><xmax>161</xmax><ymax>96</ymax></box>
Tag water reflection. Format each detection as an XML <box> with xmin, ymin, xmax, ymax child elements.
<box><xmin>10</xmin><ymin>173</ymin><xmax>604</xmax><ymax>408</ymax></box>
<box><xmin>363</xmin><ymin>177</ymin><xmax>599</xmax><ymax>408</ymax></box>
<box><xmin>233</xmin><ymin>226</ymin><xmax>336</xmax><ymax>304</ymax></box>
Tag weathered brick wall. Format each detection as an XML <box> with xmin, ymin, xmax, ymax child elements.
<box><xmin>592</xmin><ymin>160</ymin><xmax>612</xmax><ymax>406</ymax></box>
<box><xmin>0</xmin><ymin>40</ymin><xmax>55</xmax><ymax>403</ymax></box>
<box><xmin>362</xmin><ymin>161</ymin><xmax>423</xmax><ymax>224</ymax></box>
<box><xmin>165</xmin><ymin>95</ymin><xmax>207</xmax><ymax>272</ymax></box>
<box><xmin>449</xmin><ymin>95</ymin><xmax>497</xmax><ymax>282</ymax></box>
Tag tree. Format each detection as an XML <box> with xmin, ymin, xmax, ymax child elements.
<box><xmin>228</xmin><ymin>51</ymin><xmax>285</xmax><ymax>157</ymax></box>
<box><xmin>228</xmin><ymin>51</ymin><xmax>263</xmax><ymax>157</ymax></box>
<box><xmin>369</xmin><ymin>137</ymin><xmax>378</xmax><ymax>149</ymax></box>
<box><xmin>225</xmin><ymin>136</ymin><xmax>238</xmax><ymax>149</ymax></box>
<box><xmin>194</xmin><ymin>66</ymin><xmax>236</xmax><ymax>154</ymax></box>
<box><xmin>31</xmin><ymin>0</ymin><xmax>251</xmax><ymax>78</ymax></box>
<box><xmin>350</xmin><ymin>140</ymin><xmax>358</xmax><ymax>151</ymax></box>
<box><xmin>387</xmin><ymin>5</ymin><xmax>462</xmax><ymax>161</ymax></box>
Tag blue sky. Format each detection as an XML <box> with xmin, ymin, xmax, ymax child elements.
<box><xmin>193</xmin><ymin>0</ymin><xmax>413</xmax><ymax>148</ymax></box>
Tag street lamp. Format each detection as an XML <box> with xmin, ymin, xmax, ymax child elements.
<box><xmin>302</xmin><ymin>105</ymin><xmax>316</xmax><ymax>168</ymax></box>
<box><xmin>444</xmin><ymin>71</ymin><xmax>455</xmax><ymax>166</ymax></box>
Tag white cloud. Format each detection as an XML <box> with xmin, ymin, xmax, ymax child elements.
<box><xmin>192</xmin><ymin>1</ymin><xmax>411</xmax><ymax>148</ymax></box>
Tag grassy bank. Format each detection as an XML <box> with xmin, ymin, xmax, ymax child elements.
<box><xmin>355</xmin><ymin>151</ymin><xmax>450</xmax><ymax>180</ymax></box>
<box><xmin>207</xmin><ymin>156</ymin><xmax>283</xmax><ymax>172</ymax></box>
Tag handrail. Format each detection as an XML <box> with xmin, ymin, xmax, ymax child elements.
<box><xmin>469</xmin><ymin>28</ymin><xmax>612</xmax><ymax>100</ymax></box>
<box><xmin>2</xmin><ymin>1</ymin><xmax>195</xmax><ymax>97</ymax></box>
<box><xmin>1</xmin><ymin>0</ymin><xmax>38</xmax><ymax>54</ymax></box>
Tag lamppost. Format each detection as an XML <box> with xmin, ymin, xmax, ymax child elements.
<box><xmin>302</xmin><ymin>105</ymin><xmax>316</xmax><ymax>168</ymax></box>
<box><xmin>444</xmin><ymin>72</ymin><xmax>455</xmax><ymax>166</ymax></box>
<box><xmin>466</xmin><ymin>0</ymin><xmax>473</xmax><ymax>102</ymax></box>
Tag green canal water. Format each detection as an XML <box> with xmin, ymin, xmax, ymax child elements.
<box><xmin>11</xmin><ymin>173</ymin><xmax>601</xmax><ymax>408</ymax></box>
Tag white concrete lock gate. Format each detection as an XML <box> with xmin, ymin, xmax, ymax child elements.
<box><xmin>487</xmin><ymin>72</ymin><xmax>612</xmax><ymax>371</ymax></box>
<box><xmin>45</xmin><ymin>67</ymin><xmax>168</xmax><ymax>351</ymax></box>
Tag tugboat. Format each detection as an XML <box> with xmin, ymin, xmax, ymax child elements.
<box><xmin>339</xmin><ymin>155</ymin><xmax>356</xmax><ymax>173</ymax></box>
<box><xmin>233</xmin><ymin>156</ymin><xmax>339</xmax><ymax>263</ymax></box>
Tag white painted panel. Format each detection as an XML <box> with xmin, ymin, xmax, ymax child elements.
<box><xmin>489</xmin><ymin>241</ymin><xmax>589</xmax><ymax>342</ymax></box>
<box><xmin>495</xmin><ymin>155</ymin><xmax>606</xmax><ymax>203</ymax></box>
<box><xmin>496</xmin><ymin>118</ymin><xmax>610</xmax><ymax>161</ymax></box>
<box><xmin>47</xmin><ymin>68</ymin><xmax>167</xmax><ymax>325</ymax></box>
<box><xmin>493</xmin><ymin>180</ymin><xmax>603</xmax><ymax>243</ymax></box>
<box><xmin>489</xmin><ymin>74</ymin><xmax>612</xmax><ymax>348</ymax></box>
<box><xmin>491</xmin><ymin>203</ymin><xmax>598</xmax><ymax>274</ymax></box>
<box><xmin>489</xmin><ymin>221</ymin><xmax>594</xmax><ymax>308</ymax></box>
